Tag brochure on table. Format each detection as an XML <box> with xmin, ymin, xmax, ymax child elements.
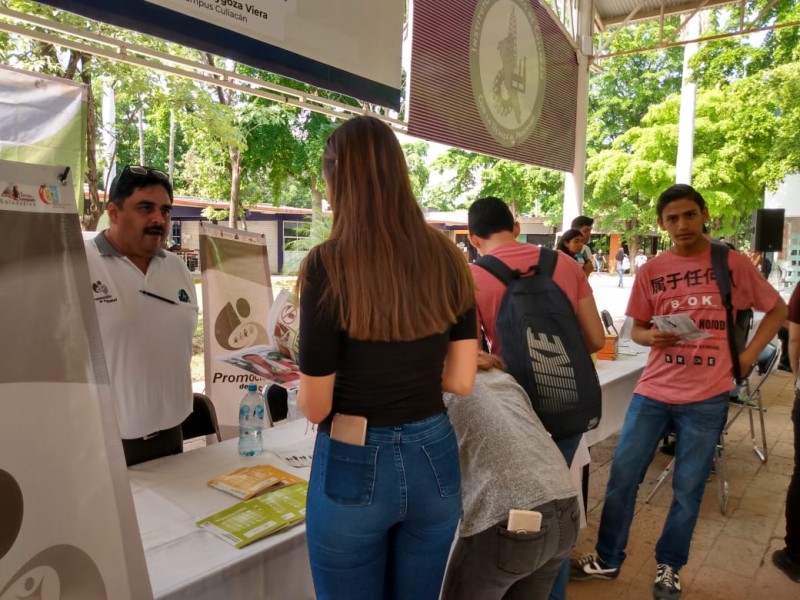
<box><xmin>207</xmin><ymin>464</ymin><xmax>305</xmax><ymax>500</ymax></box>
<box><xmin>197</xmin><ymin>482</ymin><xmax>308</xmax><ymax>549</ymax></box>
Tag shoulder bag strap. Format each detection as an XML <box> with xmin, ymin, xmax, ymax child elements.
<box><xmin>710</xmin><ymin>242</ymin><xmax>742</xmax><ymax>382</ymax></box>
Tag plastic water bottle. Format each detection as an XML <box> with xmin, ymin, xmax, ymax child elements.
<box><xmin>238</xmin><ymin>384</ymin><xmax>265</xmax><ymax>456</ymax></box>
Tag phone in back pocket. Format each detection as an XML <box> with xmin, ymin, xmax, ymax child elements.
<box><xmin>330</xmin><ymin>413</ymin><xmax>368</xmax><ymax>446</ymax></box>
<box><xmin>507</xmin><ymin>509</ymin><xmax>542</xmax><ymax>533</ymax></box>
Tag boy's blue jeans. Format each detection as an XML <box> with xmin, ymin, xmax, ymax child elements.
<box><xmin>306</xmin><ymin>413</ymin><xmax>462</xmax><ymax>600</ymax></box>
<box><xmin>596</xmin><ymin>392</ymin><xmax>729</xmax><ymax>570</ymax></box>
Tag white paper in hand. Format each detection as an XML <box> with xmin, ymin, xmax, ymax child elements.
<box><xmin>651</xmin><ymin>314</ymin><xmax>710</xmax><ymax>341</ymax></box>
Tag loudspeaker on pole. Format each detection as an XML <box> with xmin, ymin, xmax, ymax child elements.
<box><xmin>751</xmin><ymin>208</ymin><xmax>784</xmax><ymax>252</ymax></box>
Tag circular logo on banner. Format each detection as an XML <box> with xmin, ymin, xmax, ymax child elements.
<box><xmin>470</xmin><ymin>0</ymin><xmax>546</xmax><ymax>148</ymax></box>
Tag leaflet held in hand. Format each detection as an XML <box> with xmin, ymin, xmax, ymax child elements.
<box><xmin>651</xmin><ymin>313</ymin><xmax>711</xmax><ymax>341</ymax></box>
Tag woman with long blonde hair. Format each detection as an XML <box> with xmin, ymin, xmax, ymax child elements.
<box><xmin>297</xmin><ymin>116</ymin><xmax>478</xmax><ymax>599</ymax></box>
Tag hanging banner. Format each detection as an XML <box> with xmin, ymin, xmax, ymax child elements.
<box><xmin>36</xmin><ymin>0</ymin><xmax>403</xmax><ymax>109</ymax></box>
<box><xmin>200</xmin><ymin>223</ymin><xmax>274</xmax><ymax>427</ymax></box>
<box><xmin>408</xmin><ymin>0</ymin><xmax>578</xmax><ymax>171</ymax></box>
<box><xmin>0</xmin><ymin>160</ymin><xmax>151</xmax><ymax>599</ymax></box>
<box><xmin>0</xmin><ymin>65</ymin><xmax>87</xmax><ymax>212</ymax></box>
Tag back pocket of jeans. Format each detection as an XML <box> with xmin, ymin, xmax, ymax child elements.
<box><xmin>422</xmin><ymin>427</ymin><xmax>461</xmax><ymax>498</ymax></box>
<box><xmin>495</xmin><ymin>526</ymin><xmax>548</xmax><ymax>575</ymax></box>
<box><xmin>322</xmin><ymin>437</ymin><xmax>379</xmax><ymax>507</ymax></box>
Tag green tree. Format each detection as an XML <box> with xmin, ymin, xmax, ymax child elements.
<box><xmin>427</xmin><ymin>149</ymin><xmax>563</xmax><ymax>221</ymax></box>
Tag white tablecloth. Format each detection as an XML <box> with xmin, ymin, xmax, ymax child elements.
<box><xmin>129</xmin><ymin>419</ymin><xmax>317</xmax><ymax>600</ymax></box>
<box><xmin>571</xmin><ymin>343</ymin><xmax>650</xmax><ymax>521</ymax></box>
<box><xmin>130</xmin><ymin>351</ymin><xmax>650</xmax><ymax>596</ymax></box>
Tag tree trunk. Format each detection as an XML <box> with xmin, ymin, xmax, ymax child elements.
<box><xmin>629</xmin><ymin>217</ymin><xmax>640</xmax><ymax>273</ymax></box>
<box><xmin>310</xmin><ymin>173</ymin><xmax>323</xmax><ymax>217</ymax></box>
<box><xmin>138</xmin><ymin>105</ymin><xmax>145</xmax><ymax>165</ymax></box>
<box><xmin>80</xmin><ymin>57</ymin><xmax>103</xmax><ymax>231</ymax></box>
<box><xmin>228</xmin><ymin>145</ymin><xmax>241</xmax><ymax>229</ymax></box>
<box><xmin>168</xmin><ymin>110</ymin><xmax>176</xmax><ymax>183</ymax></box>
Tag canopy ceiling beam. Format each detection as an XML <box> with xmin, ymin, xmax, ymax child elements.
<box><xmin>597</xmin><ymin>17</ymin><xmax>800</xmax><ymax>60</ymax></box>
<box><xmin>600</xmin><ymin>0</ymin><xmax>735</xmax><ymax>28</ymax></box>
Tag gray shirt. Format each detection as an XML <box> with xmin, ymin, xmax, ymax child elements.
<box><xmin>444</xmin><ymin>369</ymin><xmax>577</xmax><ymax>537</ymax></box>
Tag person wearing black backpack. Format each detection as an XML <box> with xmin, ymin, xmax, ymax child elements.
<box><xmin>467</xmin><ymin>197</ymin><xmax>605</xmax><ymax>600</ymax></box>
<box><xmin>571</xmin><ymin>185</ymin><xmax>787</xmax><ymax>600</ymax></box>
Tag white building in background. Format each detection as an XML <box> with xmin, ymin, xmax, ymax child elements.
<box><xmin>764</xmin><ymin>175</ymin><xmax>800</xmax><ymax>289</ymax></box>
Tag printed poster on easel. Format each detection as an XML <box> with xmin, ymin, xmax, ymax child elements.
<box><xmin>200</xmin><ymin>224</ymin><xmax>303</xmax><ymax>426</ymax></box>
<box><xmin>199</xmin><ymin>223</ymin><xmax>273</xmax><ymax>427</ymax></box>
<box><xmin>0</xmin><ymin>159</ymin><xmax>151</xmax><ymax>599</ymax></box>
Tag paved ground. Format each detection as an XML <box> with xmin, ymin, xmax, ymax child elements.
<box><xmin>570</xmin><ymin>271</ymin><xmax>799</xmax><ymax>599</ymax></box>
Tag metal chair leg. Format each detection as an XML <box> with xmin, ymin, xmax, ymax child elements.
<box><xmin>751</xmin><ymin>391</ymin><xmax>768</xmax><ymax>463</ymax></box>
<box><xmin>645</xmin><ymin>458</ymin><xmax>674</xmax><ymax>504</ymax></box>
<box><xmin>715</xmin><ymin>438</ymin><xmax>729</xmax><ymax>515</ymax></box>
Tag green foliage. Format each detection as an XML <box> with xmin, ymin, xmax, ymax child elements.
<box><xmin>403</xmin><ymin>142</ymin><xmax>430</xmax><ymax>200</ymax></box>
<box><xmin>427</xmin><ymin>149</ymin><xmax>563</xmax><ymax>222</ymax></box>
<box><xmin>589</xmin><ymin>20</ymin><xmax>685</xmax><ymax>150</ymax></box>
<box><xmin>282</xmin><ymin>210</ymin><xmax>332</xmax><ymax>273</ymax></box>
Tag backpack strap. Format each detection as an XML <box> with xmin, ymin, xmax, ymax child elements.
<box><xmin>710</xmin><ymin>242</ymin><xmax>743</xmax><ymax>382</ymax></box>
<box><xmin>536</xmin><ymin>247</ymin><xmax>558</xmax><ymax>278</ymax></box>
<box><xmin>475</xmin><ymin>248</ymin><xmax>555</xmax><ymax>286</ymax></box>
<box><xmin>475</xmin><ymin>254</ymin><xmax>522</xmax><ymax>286</ymax></box>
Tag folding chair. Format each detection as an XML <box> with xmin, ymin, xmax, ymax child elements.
<box><xmin>181</xmin><ymin>393</ymin><xmax>222</xmax><ymax>444</ymax></box>
<box><xmin>600</xmin><ymin>309</ymin><xmax>618</xmax><ymax>336</ymax></box>
<box><xmin>723</xmin><ymin>342</ymin><xmax>779</xmax><ymax>464</ymax></box>
<box><xmin>644</xmin><ymin>435</ymin><xmax>729</xmax><ymax>514</ymax></box>
<box><xmin>645</xmin><ymin>342</ymin><xmax>779</xmax><ymax>514</ymax></box>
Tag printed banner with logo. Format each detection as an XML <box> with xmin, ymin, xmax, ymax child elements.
<box><xmin>0</xmin><ymin>65</ymin><xmax>87</xmax><ymax>212</ymax></box>
<box><xmin>408</xmin><ymin>0</ymin><xmax>578</xmax><ymax>171</ymax></box>
<box><xmin>200</xmin><ymin>223</ymin><xmax>274</xmax><ymax>427</ymax></box>
<box><xmin>36</xmin><ymin>0</ymin><xmax>403</xmax><ymax>109</ymax></box>
<box><xmin>0</xmin><ymin>159</ymin><xmax>151</xmax><ymax>599</ymax></box>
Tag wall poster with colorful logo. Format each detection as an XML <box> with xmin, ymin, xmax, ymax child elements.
<box><xmin>199</xmin><ymin>222</ymin><xmax>274</xmax><ymax>427</ymax></box>
<box><xmin>0</xmin><ymin>65</ymin><xmax>87</xmax><ymax>212</ymax></box>
<box><xmin>0</xmin><ymin>159</ymin><xmax>152</xmax><ymax>599</ymax></box>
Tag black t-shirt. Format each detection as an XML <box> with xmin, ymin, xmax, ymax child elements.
<box><xmin>299</xmin><ymin>258</ymin><xmax>477</xmax><ymax>426</ymax></box>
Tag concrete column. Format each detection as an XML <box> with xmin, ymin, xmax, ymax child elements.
<box><xmin>675</xmin><ymin>15</ymin><xmax>701</xmax><ymax>185</ymax></box>
<box><xmin>562</xmin><ymin>0</ymin><xmax>593</xmax><ymax>231</ymax></box>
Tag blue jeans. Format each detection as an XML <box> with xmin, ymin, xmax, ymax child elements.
<box><xmin>442</xmin><ymin>497</ymin><xmax>580</xmax><ymax>600</ymax></box>
<box><xmin>785</xmin><ymin>389</ymin><xmax>800</xmax><ymax>559</ymax></box>
<box><xmin>306</xmin><ymin>413</ymin><xmax>462</xmax><ymax>600</ymax></box>
<box><xmin>596</xmin><ymin>392</ymin><xmax>729</xmax><ymax>570</ymax></box>
<box><xmin>617</xmin><ymin>266</ymin><xmax>624</xmax><ymax>287</ymax></box>
<box><xmin>547</xmin><ymin>434</ymin><xmax>582</xmax><ymax>600</ymax></box>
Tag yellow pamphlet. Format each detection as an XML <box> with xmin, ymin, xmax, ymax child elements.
<box><xmin>207</xmin><ymin>464</ymin><xmax>305</xmax><ymax>500</ymax></box>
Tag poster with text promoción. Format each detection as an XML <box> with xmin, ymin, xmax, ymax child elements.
<box><xmin>200</xmin><ymin>223</ymin><xmax>274</xmax><ymax>427</ymax></box>
<box><xmin>0</xmin><ymin>160</ymin><xmax>151</xmax><ymax>599</ymax></box>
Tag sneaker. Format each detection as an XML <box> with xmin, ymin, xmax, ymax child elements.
<box><xmin>570</xmin><ymin>553</ymin><xmax>620</xmax><ymax>580</ymax></box>
<box><xmin>653</xmin><ymin>564</ymin><xmax>681</xmax><ymax>599</ymax></box>
<box><xmin>772</xmin><ymin>548</ymin><xmax>800</xmax><ymax>582</ymax></box>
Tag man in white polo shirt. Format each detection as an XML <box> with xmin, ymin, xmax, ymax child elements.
<box><xmin>86</xmin><ymin>165</ymin><xmax>198</xmax><ymax>466</ymax></box>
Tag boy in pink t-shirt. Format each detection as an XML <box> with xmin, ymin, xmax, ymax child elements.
<box><xmin>572</xmin><ymin>185</ymin><xmax>787</xmax><ymax>600</ymax></box>
<box><xmin>467</xmin><ymin>196</ymin><xmax>605</xmax><ymax>600</ymax></box>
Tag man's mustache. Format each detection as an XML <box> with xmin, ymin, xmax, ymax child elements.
<box><xmin>144</xmin><ymin>226</ymin><xmax>165</xmax><ymax>235</ymax></box>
